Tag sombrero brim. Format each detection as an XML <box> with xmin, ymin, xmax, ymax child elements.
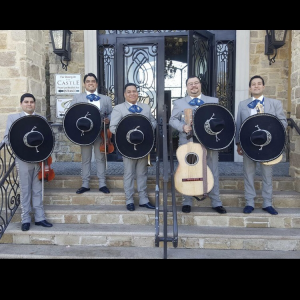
<box><xmin>63</xmin><ymin>103</ymin><xmax>102</xmax><ymax>145</ymax></box>
<box><xmin>115</xmin><ymin>114</ymin><xmax>154</xmax><ymax>159</ymax></box>
<box><xmin>193</xmin><ymin>103</ymin><xmax>236</xmax><ymax>150</ymax></box>
<box><xmin>8</xmin><ymin>115</ymin><xmax>54</xmax><ymax>163</ymax></box>
<box><xmin>239</xmin><ymin>113</ymin><xmax>286</xmax><ymax>162</ymax></box>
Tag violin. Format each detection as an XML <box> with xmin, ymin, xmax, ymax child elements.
<box><xmin>100</xmin><ymin>126</ymin><xmax>114</xmax><ymax>154</ymax></box>
<box><xmin>38</xmin><ymin>156</ymin><xmax>55</xmax><ymax>182</ymax></box>
<box><xmin>100</xmin><ymin>112</ymin><xmax>114</xmax><ymax>154</ymax></box>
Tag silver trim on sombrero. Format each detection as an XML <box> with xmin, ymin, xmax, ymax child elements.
<box><xmin>204</xmin><ymin>113</ymin><xmax>224</xmax><ymax>142</ymax></box>
<box><xmin>23</xmin><ymin>126</ymin><xmax>44</xmax><ymax>153</ymax></box>
<box><xmin>126</xmin><ymin>126</ymin><xmax>144</xmax><ymax>150</ymax></box>
<box><xmin>76</xmin><ymin>112</ymin><xmax>94</xmax><ymax>136</ymax></box>
<box><xmin>251</xmin><ymin>125</ymin><xmax>272</xmax><ymax>150</ymax></box>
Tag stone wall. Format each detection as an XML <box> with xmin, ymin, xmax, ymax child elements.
<box><xmin>0</xmin><ymin>30</ymin><xmax>47</xmax><ymax>140</ymax></box>
<box><xmin>290</xmin><ymin>30</ymin><xmax>300</xmax><ymax>191</ymax></box>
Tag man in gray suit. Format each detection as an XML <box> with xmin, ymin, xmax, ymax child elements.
<box><xmin>3</xmin><ymin>93</ymin><xmax>53</xmax><ymax>231</ymax></box>
<box><xmin>109</xmin><ymin>83</ymin><xmax>156</xmax><ymax>211</ymax></box>
<box><xmin>169</xmin><ymin>75</ymin><xmax>226</xmax><ymax>214</ymax></box>
<box><xmin>236</xmin><ymin>75</ymin><xmax>288</xmax><ymax>215</ymax></box>
<box><xmin>70</xmin><ymin>73</ymin><xmax>112</xmax><ymax>194</ymax></box>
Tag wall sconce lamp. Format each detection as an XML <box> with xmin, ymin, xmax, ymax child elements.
<box><xmin>50</xmin><ymin>30</ymin><xmax>72</xmax><ymax>71</ymax></box>
<box><xmin>265</xmin><ymin>30</ymin><xmax>287</xmax><ymax>65</ymax></box>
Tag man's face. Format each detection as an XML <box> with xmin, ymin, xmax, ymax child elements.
<box><xmin>124</xmin><ymin>85</ymin><xmax>139</xmax><ymax>104</ymax></box>
<box><xmin>249</xmin><ymin>78</ymin><xmax>265</xmax><ymax>98</ymax></box>
<box><xmin>21</xmin><ymin>97</ymin><xmax>35</xmax><ymax>114</ymax></box>
<box><xmin>84</xmin><ymin>76</ymin><xmax>98</xmax><ymax>93</ymax></box>
<box><xmin>186</xmin><ymin>77</ymin><xmax>201</xmax><ymax>97</ymax></box>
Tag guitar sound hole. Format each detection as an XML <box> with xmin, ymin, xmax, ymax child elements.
<box><xmin>185</xmin><ymin>152</ymin><xmax>199</xmax><ymax>166</ymax></box>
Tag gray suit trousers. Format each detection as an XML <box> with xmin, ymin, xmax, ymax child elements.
<box><xmin>16</xmin><ymin>158</ymin><xmax>46</xmax><ymax>224</ymax></box>
<box><xmin>243</xmin><ymin>155</ymin><xmax>273</xmax><ymax>208</ymax></box>
<box><xmin>80</xmin><ymin>134</ymin><xmax>106</xmax><ymax>188</ymax></box>
<box><xmin>123</xmin><ymin>156</ymin><xmax>149</xmax><ymax>205</ymax></box>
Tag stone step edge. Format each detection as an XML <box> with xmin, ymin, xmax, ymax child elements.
<box><xmin>0</xmin><ymin>244</ymin><xmax>300</xmax><ymax>259</ymax></box>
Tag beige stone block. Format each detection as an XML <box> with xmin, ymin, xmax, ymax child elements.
<box><xmin>56</xmin><ymin>235</ymin><xmax>81</xmax><ymax>245</ymax></box>
<box><xmin>291</xmin><ymin>218</ymin><xmax>300</xmax><ymax>228</ymax></box>
<box><xmin>108</xmin><ymin>235</ymin><xmax>132</xmax><ymax>247</ymax></box>
<box><xmin>64</xmin><ymin>214</ymin><xmax>81</xmax><ymax>224</ymax></box>
<box><xmin>229</xmin><ymin>217</ymin><xmax>245</xmax><ymax>227</ymax></box>
<box><xmin>204</xmin><ymin>238</ymin><xmax>230</xmax><ymax>249</ymax></box>
<box><xmin>14</xmin><ymin>234</ymin><xmax>31</xmax><ymax>244</ymax></box>
<box><xmin>133</xmin><ymin>237</ymin><xmax>154</xmax><ymax>247</ymax></box>
<box><xmin>122</xmin><ymin>214</ymin><xmax>150</xmax><ymax>225</ymax></box>
<box><xmin>243</xmin><ymin>239</ymin><xmax>265</xmax><ymax>250</ymax></box>
<box><xmin>81</xmin><ymin>235</ymin><xmax>108</xmax><ymax>246</ymax></box>
<box><xmin>183</xmin><ymin>237</ymin><xmax>200</xmax><ymax>248</ymax></box>
<box><xmin>269</xmin><ymin>217</ymin><xmax>287</xmax><ymax>228</ymax></box>
<box><xmin>266</xmin><ymin>240</ymin><xmax>298</xmax><ymax>251</ymax></box>
<box><xmin>194</xmin><ymin>216</ymin><xmax>228</xmax><ymax>227</ymax></box>
<box><xmin>0</xmin><ymin>233</ymin><xmax>13</xmax><ymax>243</ymax></box>
<box><xmin>230</xmin><ymin>239</ymin><xmax>244</xmax><ymax>249</ymax></box>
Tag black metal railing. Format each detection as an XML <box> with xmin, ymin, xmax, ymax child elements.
<box><xmin>286</xmin><ymin>113</ymin><xmax>300</xmax><ymax>161</ymax></box>
<box><xmin>0</xmin><ymin>140</ymin><xmax>20</xmax><ymax>240</ymax></box>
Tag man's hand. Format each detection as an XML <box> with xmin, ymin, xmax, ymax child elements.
<box><xmin>236</xmin><ymin>143</ymin><xmax>243</xmax><ymax>156</ymax></box>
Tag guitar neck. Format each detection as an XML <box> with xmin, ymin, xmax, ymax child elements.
<box><xmin>184</xmin><ymin>108</ymin><xmax>193</xmax><ymax>140</ymax></box>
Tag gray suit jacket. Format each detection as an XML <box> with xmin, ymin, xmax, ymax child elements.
<box><xmin>169</xmin><ymin>94</ymin><xmax>218</xmax><ymax>146</ymax></box>
<box><xmin>109</xmin><ymin>101</ymin><xmax>156</xmax><ymax>135</ymax></box>
<box><xmin>70</xmin><ymin>92</ymin><xmax>113</xmax><ymax>120</ymax></box>
<box><xmin>235</xmin><ymin>97</ymin><xmax>288</xmax><ymax>145</ymax></box>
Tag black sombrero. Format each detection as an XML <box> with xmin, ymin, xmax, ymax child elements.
<box><xmin>63</xmin><ymin>102</ymin><xmax>102</xmax><ymax>145</ymax></box>
<box><xmin>115</xmin><ymin>114</ymin><xmax>154</xmax><ymax>159</ymax></box>
<box><xmin>193</xmin><ymin>103</ymin><xmax>236</xmax><ymax>150</ymax></box>
<box><xmin>8</xmin><ymin>115</ymin><xmax>54</xmax><ymax>163</ymax></box>
<box><xmin>239</xmin><ymin>113</ymin><xmax>286</xmax><ymax>162</ymax></box>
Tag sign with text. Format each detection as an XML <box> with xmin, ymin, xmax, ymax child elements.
<box><xmin>55</xmin><ymin>74</ymin><xmax>81</xmax><ymax>94</ymax></box>
<box><xmin>56</xmin><ymin>98</ymin><xmax>72</xmax><ymax>118</ymax></box>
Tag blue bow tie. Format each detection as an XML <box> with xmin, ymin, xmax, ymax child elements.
<box><xmin>128</xmin><ymin>104</ymin><xmax>143</xmax><ymax>113</ymax></box>
<box><xmin>86</xmin><ymin>94</ymin><xmax>100</xmax><ymax>102</ymax></box>
<box><xmin>189</xmin><ymin>98</ymin><xmax>204</xmax><ymax>106</ymax></box>
<box><xmin>247</xmin><ymin>98</ymin><xmax>264</xmax><ymax>109</ymax></box>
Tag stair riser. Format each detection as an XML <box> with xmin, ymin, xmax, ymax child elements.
<box><xmin>44</xmin><ymin>176</ymin><xmax>295</xmax><ymax>192</ymax></box>
<box><xmin>2</xmin><ymin>231</ymin><xmax>300</xmax><ymax>251</ymax></box>
<box><xmin>10</xmin><ymin>210</ymin><xmax>300</xmax><ymax>229</ymax></box>
<box><xmin>42</xmin><ymin>192</ymin><xmax>300</xmax><ymax>208</ymax></box>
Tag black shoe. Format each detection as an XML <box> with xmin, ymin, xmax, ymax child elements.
<box><xmin>21</xmin><ymin>223</ymin><xmax>30</xmax><ymax>231</ymax></box>
<box><xmin>182</xmin><ymin>205</ymin><xmax>191</xmax><ymax>213</ymax></box>
<box><xmin>76</xmin><ymin>187</ymin><xmax>90</xmax><ymax>194</ymax></box>
<box><xmin>243</xmin><ymin>206</ymin><xmax>254</xmax><ymax>214</ymax></box>
<box><xmin>212</xmin><ymin>206</ymin><xmax>227</xmax><ymax>214</ymax></box>
<box><xmin>127</xmin><ymin>203</ymin><xmax>135</xmax><ymax>211</ymax></box>
<box><xmin>99</xmin><ymin>186</ymin><xmax>110</xmax><ymax>194</ymax></box>
<box><xmin>35</xmin><ymin>220</ymin><xmax>53</xmax><ymax>227</ymax></box>
<box><xmin>262</xmin><ymin>206</ymin><xmax>278</xmax><ymax>215</ymax></box>
<box><xmin>139</xmin><ymin>202</ymin><xmax>155</xmax><ymax>209</ymax></box>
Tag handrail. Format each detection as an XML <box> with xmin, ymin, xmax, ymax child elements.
<box><xmin>287</xmin><ymin>117</ymin><xmax>300</xmax><ymax>135</ymax></box>
<box><xmin>0</xmin><ymin>140</ymin><xmax>20</xmax><ymax>240</ymax></box>
<box><xmin>154</xmin><ymin>104</ymin><xmax>178</xmax><ymax>259</ymax></box>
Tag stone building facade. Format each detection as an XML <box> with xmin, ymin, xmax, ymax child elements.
<box><xmin>1</xmin><ymin>30</ymin><xmax>299</xmax><ymax>191</ymax></box>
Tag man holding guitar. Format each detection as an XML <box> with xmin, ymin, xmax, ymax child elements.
<box><xmin>169</xmin><ymin>76</ymin><xmax>226</xmax><ymax>214</ymax></box>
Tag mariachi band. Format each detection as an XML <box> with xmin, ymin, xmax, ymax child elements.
<box><xmin>5</xmin><ymin>74</ymin><xmax>287</xmax><ymax>231</ymax></box>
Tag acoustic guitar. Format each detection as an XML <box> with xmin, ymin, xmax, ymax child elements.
<box><xmin>174</xmin><ymin>108</ymin><xmax>214</xmax><ymax>196</ymax></box>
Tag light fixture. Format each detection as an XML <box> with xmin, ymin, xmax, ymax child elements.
<box><xmin>50</xmin><ymin>30</ymin><xmax>72</xmax><ymax>71</ymax></box>
<box><xmin>265</xmin><ymin>30</ymin><xmax>287</xmax><ymax>65</ymax></box>
<box><xmin>164</xmin><ymin>59</ymin><xmax>177</xmax><ymax>79</ymax></box>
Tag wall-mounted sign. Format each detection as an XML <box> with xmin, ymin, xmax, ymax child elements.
<box><xmin>55</xmin><ymin>74</ymin><xmax>81</xmax><ymax>94</ymax></box>
<box><xmin>56</xmin><ymin>98</ymin><xmax>72</xmax><ymax>118</ymax></box>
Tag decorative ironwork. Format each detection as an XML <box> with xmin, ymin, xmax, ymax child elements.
<box><xmin>123</xmin><ymin>43</ymin><xmax>157</xmax><ymax>118</ymax></box>
<box><xmin>192</xmin><ymin>35</ymin><xmax>210</xmax><ymax>95</ymax></box>
<box><xmin>0</xmin><ymin>141</ymin><xmax>20</xmax><ymax>240</ymax></box>
<box><xmin>98</xmin><ymin>45</ymin><xmax>116</xmax><ymax>107</ymax></box>
<box><xmin>104</xmin><ymin>30</ymin><xmax>187</xmax><ymax>34</ymax></box>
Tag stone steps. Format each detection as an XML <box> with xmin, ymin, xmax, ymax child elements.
<box><xmin>1</xmin><ymin>174</ymin><xmax>300</xmax><ymax>259</ymax></box>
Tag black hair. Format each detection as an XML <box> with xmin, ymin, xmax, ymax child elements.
<box><xmin>249</xmin><ymin>75</ymin><xmax>265</xmax><ymax>87</ymax></box>
<box><xmin>186</xmin><ymin>75</ymin><xmax>201</xmax><ymax>86</ymax></box>
<box><xmin>124</xmin><ymin>82</ymin><xmax>137</xmax><ymax>92</ymax></box>
<box><xmin>20</xmin><ymin>93</ymin><xmax>35</xmax><ymax>103</ymax></box>
<box><xmin>83</xmin><ymin>73</ymin><xmax>98</xmax><ymax>83</ymax></box>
